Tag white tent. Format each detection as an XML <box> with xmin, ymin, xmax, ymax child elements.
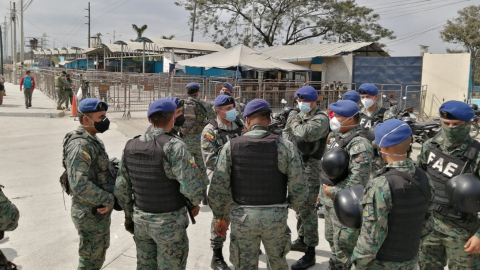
<box><xmin>176</xmin><ymin>45</ymin><xmax>311</xmax><ymax>72</ymax></box>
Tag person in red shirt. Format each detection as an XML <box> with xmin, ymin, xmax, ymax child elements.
<box><xmin>19</xmin><ymin>70</ymin><xmax>36</xmax><ymax>109</ymax></box>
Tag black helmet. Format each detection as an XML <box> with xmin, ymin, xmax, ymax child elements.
<box><xmin>366</xmin><ymin>125</ymin><xmax>376</xmax><ymax>142</ymax></box>
<box><xmin>334</xmin><ymin>185</ymin><xmax>364</xmax><ymax>229</ymax></box>
<box><xmin>281</xmin><ymin>106</ymin><xmax>293</xmax><ymax>119</ymax></box>
<box><xmin>321</xmin><ymin>147</ymin><xmax>350</xmax><ymax>185</ymax></box>
<box><xmin>296</xmin><ymin>138</ymin><xmax>319</xmax><ymax>156</ymax></box>
<box><xmin>469</xmin><ymin>104</ymin><xmax>478</xmax><ymax>111</ymax></box>
<box><xmin>446</xmin><ymin>174</ymin><xmax>480</xmax><ymax>214</ymax></box>
<box><xmin>401</xmin><ymin>117</ymin><xmax>415</xmax><ymax>125</ymax></box>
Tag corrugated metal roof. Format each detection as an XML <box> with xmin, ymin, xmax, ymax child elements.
<box><xmin>140</xmin><ymin>37</ymin><xmax>224</xmax><ymax>53</ymax></box>
<box><xmin>261</xmin><ymin>42</ymin><xmax>386</xmax><ymax>62</ymax></box>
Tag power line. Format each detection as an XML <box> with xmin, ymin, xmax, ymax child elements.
<box><xmin>92</xmin><ymin>0</ymin><xmax>132</xmax><ymax>21</ymax></box>
<box><xmin>380</xmin><ymin>0</ymin><xmax>472</xmax><ymax>20</ymax></box>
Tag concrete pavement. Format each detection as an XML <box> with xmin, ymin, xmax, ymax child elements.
<box><xmin>0</xmin><ymin>84</ymin><xmax>433</xmax><ymax>270</ymax></box>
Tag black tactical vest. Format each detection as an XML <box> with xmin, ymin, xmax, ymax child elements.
<box><xmin>359</xmin><ymin>107</ymin><xmax>387</xmax><ymax>130</ymax></box>
<box><xmin>294</xmin><ymin>111</ymin><xmax>329</xmax><ymax>162</ymax></box>
<box><xmin>124</xmin><ymin>133</ymin><xmax>186</xmax><ymax>213</ymax></box>
<box><xmin>209</xmin><ymin>119</ymin><xmax>243</xmax><ymax>146</ymax></box>
<box><xmin>230</xmin><ymin>131</ymin><xmax>288</xmax><ymax>205</ymax></box>
<box><xmin>376</xmin><ymin>167</ymin><xmax>431</xmax><ymax>262</ymax></box>
<box><xmin>426</xmin><ymin>137</ymin><xmax>480</xmax><ymax>220</ymax></box>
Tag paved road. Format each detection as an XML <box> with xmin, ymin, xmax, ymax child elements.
<box><xmin>0</xmin><ymin>83</ymin><xmax>435</xmax><ymax>270</ymax></box>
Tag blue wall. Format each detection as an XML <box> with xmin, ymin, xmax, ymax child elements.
<box><xmin>353</xmin><ymin>57</ymin><xmax>423</xmax><ymax>91</ymax></box>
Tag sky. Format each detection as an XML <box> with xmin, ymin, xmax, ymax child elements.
<box><xmin>0</xmin><ymin>0</ymin><xmax>479</xmax><ymax>57</ymax></box>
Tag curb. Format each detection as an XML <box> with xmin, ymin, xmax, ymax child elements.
<box><xmin>0</xmin><ymin>110</ymin><xmax>65</xmax><ymax>118</ymax></box>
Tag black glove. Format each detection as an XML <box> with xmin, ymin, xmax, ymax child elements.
<box><xmin>125</xmin><ymin>217</ymin><xmax>134</xmax><ymax>234</ymax></box>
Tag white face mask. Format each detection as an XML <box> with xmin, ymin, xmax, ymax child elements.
<box><xmin>329</xmin><ymin>114</ymin><xmax>358</xmax><ymax>133</ymax></box>
<box><xmin>362</xmin><ymin>98</ymin><xmax>375</xmax><ymax>109</ymax></box>
<box><xmin>298</xmin><ymin>102</ymin><xmax>312</xmax><ymax>113</ymax></box>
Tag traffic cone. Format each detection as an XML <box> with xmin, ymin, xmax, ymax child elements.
<box><xmin>71</xmin><ymin>96</ymin><xmax>78</xmax><ymax>117</ymax></box>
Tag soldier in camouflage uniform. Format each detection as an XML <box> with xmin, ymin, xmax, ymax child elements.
<box><xmin>417</xmin><ymin>101</ymin><xmax>480</xmax><ymax>270</ymax></box>
<box><xmin>181</xmin><ymin>82</ymin><xmax>216</xmax><ymax>205</ymax></box>
<box><xmin>282</xmin><ymin>86</ymin><xmax>329</xmax><ymax>270</ymax></box>
<box><xmin>0</xmin><ymin>185</ymin><xmax>20</xmax><ymax>269</ymax></box>
<box><xmin>63</xmin><ymin>98</ymin><xmax>117</xmax><ymax>270</ymax></box>
<box><xmin>321</xmin><ymin>100</ymin><xmax>374</xmax><ymax>270</ymax></box>
<box><xmin>114</xmin><ymin>98</ymin><xmax>204</xmax><ymax>270</ymax></box>
<box><xmin>351</xmin><ymin>119</ymin><xmax>434</xmax><ymax>270</ymax></box>
<box><xmin>64</xmin><ymin>74</ymin><xmax>76</xmax><ymax>111</ymax></box>
<box><xmin>357</xmin><ymin>83</ymin><xmax>389</xmax><ymax>175</ymax></box>
<box><xmin>209</xmin><ymin>99</ymin><xmax>307</xmax><ymax>270</ymax></box>
<box><xmin>201</xmin><ymin>95</ymin><xmax>244</xmax><ymax>270</ymax></box>
<box><xmin>165</xmin><ymin>97</ymin><xmax>185</xmax><ymax>137</ymax></box>
<box><xmin>219</xmin><ymin>83</ymin><xmax>244</xmax><ymax>121</ymax></box>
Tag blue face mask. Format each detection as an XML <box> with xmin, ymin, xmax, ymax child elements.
<box><xmin>298</xmin><ymin>102</ymin><xmax>312</xmax><ymax>113</ymax></box>
<box><xmin>223</xmin><ymin>109</ymin><xmax>237</xmax><ymax>122</ymax></box>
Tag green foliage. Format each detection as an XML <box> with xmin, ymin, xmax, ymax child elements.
<box><xmin>161</xmin><ymin>35</ymin><xmax>175</xmax><ymax>40</ymax></box>
<box><xmin>132</xmin><ymin>24</ymin><xmax>148</xmax><ymax>38</ymax></box>
<box><xmin>175</xmin><ymin>0</ymin><xmax>395</xmax><ymax>47</ymax></box>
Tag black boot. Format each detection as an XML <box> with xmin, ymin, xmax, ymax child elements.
<box><xmin>291</xmin><ymin>236</ymin><xmax>307</xmax><ymax>252</ymax></box>
<box><xmin>328</xmin><ymin>258</ymin><xmax>339</xmax><ymax>270</ymax></box>
<box><xmin>291</xmin><ymin>246</ymin><xmax>316</xmax><ymax>270</ymax></box>
<box><xmin>211</xmin><ymin>248</ymin><xmax>230</xmax><ymax>270</ymax></box>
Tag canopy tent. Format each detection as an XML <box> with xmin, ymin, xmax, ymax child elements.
<box><xmin>176</xmin><ymin>45</ymin><xmax>311</xmax><ymax>72</ymax></box>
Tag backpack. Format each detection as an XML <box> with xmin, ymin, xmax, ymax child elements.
<box><xmin>23</xmin><ymin>76</ymin><xmax>32</xmax><ymax>89</ymax></box>
<box><xmin>182</xmin><ymin>98</ymin><xmax>208</xmax><ymax>135</ymax></box>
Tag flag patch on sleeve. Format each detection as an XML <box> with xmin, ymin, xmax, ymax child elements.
<box><xmin>81</xmin><ymin>151</ymin><xmax>91</xmax><ymax>164</ymax></box>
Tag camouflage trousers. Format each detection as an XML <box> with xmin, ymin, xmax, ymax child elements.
<box><xmin>71</xmin><ymin>201</ymin><xmax>111</xmax><ymax>270</ymax></box>
<box><xmin>352</xmin><ymin>259</ymin><xmax>417</xmax><ymax>270</ymax></box>
<box><xmin>183</xmin><ymin>134</ymin><xmax>209</xmax><ymax>185</ymax></box>
<box><xmin>324</xmin><ymin>205</ymin><xmax>359</xmax><ymax>268</ymax></box>
<box><xmin>56</xmin><ymin>87</ymin><xmax>66</xmax><ymax>106</ymax></box>
<box><xmin>418</xmin><ymin>229</ymin><xmax>480</xmax><ymax>270</ymax></box>
<box><xmin>211</xmin><ymin>201</ymin><xmax>231</xmax><ymax>249</ymax></box>
<box><xmin>229</xmin><ymin>206</ymin><xmax>291</xmax><ymax>270</ymax></box>
<box><xmin>295</xmin><ymin>184</ymin><xmax>319</xmax><ymax>247</ymax></box>
<box><xmin>133</xmin><ymin>206</ymin><xmax>189</xmax><ymax>270</ymax></box>
<box><xmin>64</xmin><ymin>89</ymin><xmax>73</xmax><ymax>108</ymax></box>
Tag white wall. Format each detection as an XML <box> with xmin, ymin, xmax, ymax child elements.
<box><xmin>323</xmin><ymin>54</ymin><xmax>353</xmax><ymax>83</ymax></box>
<box><xmin>421</xmin><ymin>53</ymin><xmax>471</xmax><ymax>117</ymax></box>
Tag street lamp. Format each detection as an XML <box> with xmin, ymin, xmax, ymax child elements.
<box><xmin>106</xmin><ymin>31</ymin><xmax>122</xmax><ymax>43</ymax></box>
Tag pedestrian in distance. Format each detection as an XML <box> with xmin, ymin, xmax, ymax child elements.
<box><xmin>55</xmin><ymin>71</ymin><xmax>68</xmax><ymax>110</ymax></box>
<box><xmin>19</xmin><ymin>70</ymin><xmax>35</xmax><ymax>109</ymax></box>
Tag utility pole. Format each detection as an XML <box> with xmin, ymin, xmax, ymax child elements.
<box><xmin>20</xmin><ymin>0</ymin><xmax>24</xmax><ymax>65</ymax></box>
<box><xmin>3</xmin><ymin>18</ymin><xmax>7</xmax><ymax>65</ymax></box>
<box><xmin>250</xmin><ymin>2</ymin><xmax>255</xmax><ymax>48</ymax></box>
<box><xmin>86</xmin><ymin>2</ymin><xmax>91</xmax><ymax>48</ymax></box>
<box><xmin>12</xmin><ymin>2</ymin><xmax>17</xmax><ymax>85</ymax></box>
<box><xmin>191</xmin><ymin>0</ymin><xmax>197</xmax><ymax>42</ymax></box>
<box><xmin>1</xmin><ymin>22</ymin><xmax>4</xmax><ymax>75</ymax></box>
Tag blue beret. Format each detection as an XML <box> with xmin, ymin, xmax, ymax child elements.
<box><xmin>223</xmin><ymin>83</ymin><xmax>234</xmax><ymax>92</ymax></box>
<box><xmin>295</xmin><ymin>86</ymin><xmax>318</xmax><ymax>102</ymax></box>
<box><xmin>375</xmin><ymin>119</ymin><xmax>412</xmax><ymax>147</ymax></box>
<box><xmin>358</xmin><ymin>83</ymin><xmax>378</xmax><ymax>96</ymax></box>
<box><xmin>186</xmin><ymin>82</ymin><xmax>200</xmax><ymax>89</ymax></box>
<box><xmin>78</xmin><ymin>98</ymin><xmax>108</xmax><ymax>113</ymax></box>
<box><xmin>329</xmin><ymin>100</ymin><xmax>359</xmax><ymax>117</ymax></box>
<box><xmin>343</xmin><ymin>91</ymin><xmax>360</xmax><ymax>103</ymax></box>
<box><xmin>243</xmin><ymin>99</ymin><xmax>271</xmax><ymax>118</ymax></box>
<box><xmin>165</xmin><ymin>96</ymin><xmax>184</xmax><ymax>108</ymax></box>
<box><xmin>148</xmin><ymin>98</ymin><xmax>176</xmax><ymax>117</ymax></box>
<box><xmin>215</xmin><ymin>95</ymin><xmax>235</xmax><ymax>107</ymax></box>
<box><xmin>439</xmin><ymin>100</ymin><xmax>474</xmax><ymax>122</ymax></box>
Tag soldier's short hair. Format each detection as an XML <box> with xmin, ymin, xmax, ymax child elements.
<box><xmin>150</xmin><ymin>112</ymin><xmax>174</xmax><ymax>127</ymax></box>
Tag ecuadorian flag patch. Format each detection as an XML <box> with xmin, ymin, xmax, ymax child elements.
<box><xmin>204</xmin><ymin>132</ymin><xmax>214</xmax><ymax>142</ymax></box>
<box><xmin>190</xmin><ymin>158</ymin><xmax>197</xmax><ymax>168</ymax></box>
<box><xmin>81</xmin><ymin>151</ymin><xmax>91</xmax><ymax>164</ymax></box>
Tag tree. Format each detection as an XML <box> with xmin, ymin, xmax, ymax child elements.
<box><xmin>132</xmin><ymin>24</ymin><xmax>148</xmax><ymax>38</ymax></box>
<box><xmin>441</xmin><ymin>5</ymin><xmax>480</xmax><ymax>90</ymax></box>
<box><xmin>161</xmin><ymin>35</ymin><xmax>175</xmax><ymax>40</ymax></box>
<box><xmin>175</xmin><ymin>0</ymin><xmax>395</xmax><ymax>48</ymax></box>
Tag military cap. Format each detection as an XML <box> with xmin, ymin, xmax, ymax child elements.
<box><xmin>439</xmin><ymin>100</ymin><xmax>474</xmax><ymax>122</ymax></box>
<box><xmin>243</xmin><ymin>99</ymin><xmax>271</xmax><ymax>118</ymax></box>
<box><xmin>343</xmin><ymin>90</ymin><xmax>361</xmax><ymax>103</ymax></box>
<box><xmin>148</xmin><ymin>98</ymin><xmax>176</xmax><ymax>117</ymax></box>
<box><xmin>186</xmin><ymin>82</ymin><xmax>200</xmax><ymax>89</ymax></box>
<box><xmin>358</xmin><ymin>83</ymin><xmax>378</xmax><ymax>96</ymax></box>
<box><xmin>165</xmin><ymin>96</ymin><xmax>184</xmax><ymax>109</ymax></box>
<box><xmin>294</xmin><ymin>86</ymin><xmax>318</xmax><ymax>102</ymax></box>
<box><xmin>78</xmin><ymin>98</ymin><xmax>108</xmax><ymax>113</ymax></box>
<box><xmin>223</xmin><ymin>83</ymin><xmax>234</xmax><ymax>92</ymax></box>
<box><xmin>329</xmin><ymin>100</ymin><xmax>359</xmax><ymax>117</ymax></box>
<box><xmin>215</xmin><ymin>95</ymin><xmax>235</xmax><ymax>107</ymax></box>
<box><xmin>375</xmin><ymin>119</ymin><xmax>412</xmax><ymax>147</ymax></box>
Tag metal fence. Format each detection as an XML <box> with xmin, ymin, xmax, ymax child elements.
<box><xmin>6</xmin><ymin>68</ymin><xmax>428</xmax><ymax>119</ymax></box>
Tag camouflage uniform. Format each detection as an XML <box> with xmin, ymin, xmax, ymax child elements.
<box><xmin>201</xmin><ymin>117</ymin><xmax>242</xmax><ymax>249</ymax></box>
<box><xmin>64</xmin><ymin>78</ymin><xmax>74</xmax><ymax>108</ymax></box>
<box><xmin>382</xmin><ymin>105</ymin><xmax>400</xmax><ymax>121</ymax></box>
<box><xmin>359</xmin><ymin>106</ymin><xmax>387</xmax><ymax>175</ymax></box>
<box><xmin>209</xmin><ymin>127</ymin><xmax>307</xmax><ymax>270</ymax></box>
<box><xmin>181</xmin><ymin>96</ymin><xmax>216</xmax><ymax>187</ymax></box>
<box><xmin>320</xmin><ymin>126</ymin><xmax>374</xmax><ymax>269</ymax></box>
<box><xmin>283</xmin><ymin>107</ymin><xmax>329</xmax><ymax>247</ymax></box>
<box><xmin>0</xmin><ymin>187</ymin><xmax>20</xmax><ymax>268</ymax></box>
<box><xmin>64</xmin><ymin>127</ymin><xmax>115</xmax><ymax>270</ymax></box>
<box><xmin>416</xmin><ymin>134</ymin><xmax>480</xmax><ymax>270</ymax></box>
<box><xmin>114</xmin><ymin>128</ymin><xmax>204</xmax><ymax>270</ymax></box>
<box><xmin>351</xmin><ymin>159</ymin><xmax>435</xmax><ymax>270</ymax></box>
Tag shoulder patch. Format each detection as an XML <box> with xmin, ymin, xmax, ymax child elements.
<box><xmin>81</xmin><ymin>151</ymin><xmax>91</xmax><ymax>164</ymax></box>
<box><xmin>204</xmin><ymin>132</ymin><xmax>214</xmax><ymax>142</ymax></box>
<box><xmin>189</xmin><ymin>158</ymin><xmax>197</xmax><ymax>168</ymax></box>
